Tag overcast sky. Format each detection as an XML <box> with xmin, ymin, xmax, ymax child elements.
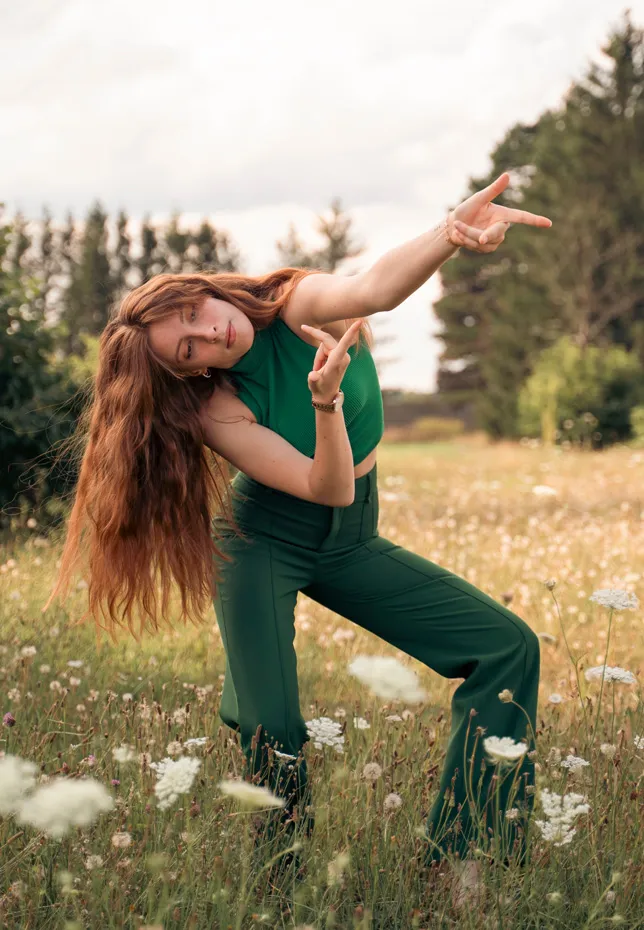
<box><xmin>2</xmin><ymin>0</ymin><xmax>642</xmax><ymax>390</ymax></box>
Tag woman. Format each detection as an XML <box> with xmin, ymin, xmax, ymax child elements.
<box><xmin>46</xmin><ymin>173</ymin><xmax>551</xmax><ymax>900</ymax></box>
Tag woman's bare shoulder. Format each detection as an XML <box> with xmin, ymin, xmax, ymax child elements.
<box><xmin>199</xmin><ymin>381</ymin><xmax>257</xmax><ymax>425</ymax></box>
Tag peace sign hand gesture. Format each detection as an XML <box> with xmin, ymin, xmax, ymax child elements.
<box><xmin>447</xmin><ymin>172</ymin><xmax>552</xmax><ymax>253</ymax></box>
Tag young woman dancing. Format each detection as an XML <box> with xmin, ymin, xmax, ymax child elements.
<box><xmin>47</xmin><ymin>173</ymin><xmax>551</xmax><ymax>902</ymax></box>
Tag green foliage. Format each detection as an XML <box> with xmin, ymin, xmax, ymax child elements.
<box><xmin>629</xmin><ymin>406</ymin><xmax>644</xmax><ymax>447</ymax></box>
<box><xmin>434</xmin><ymin>12</ymin><xmax>644</xmax><ymax>439</ymax></box>
<box><xmin>517</xmin><ymin>335</ymin><xmax>644</xmax><ymax>447</ymax></box>
<box><xmin>384</xmin><ymin>415</ymin><xmax>465</xmax><ymax>444</ymax></box>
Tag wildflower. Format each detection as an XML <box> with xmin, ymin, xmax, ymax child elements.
<box><xmin>600</xmin><ymin>743</ymin><xmax>617</xmax><ymax>759</ymax></box>
<box><xmin>589</xmin><ymin>589</ymin><xmax>639</xmax><ymax>611</ymax></box>
<box><xmin>327</xmin><ymin>850</ymin><xmax>350</xmax><ymax>886</ymax></box>
<box><xmin>67</xmin><ymin>660</ymin><xmax>84</xmax><ymax>668</ymax></box>
<box><xmin>3</xmin><ymin>712</ymin><xmax>16</xmax><ymax>727</ymax></box>
<box><xmin>218</xmin><ymin>778</ymin><xmax>285</xmax><ymax>809</ymax></box>
<box><xmin>385</xmin><ymin>714</ymin><xmax>403</xmax><ymax>722</ymax></box>
<box><xmin>383</xmin><ymin>792</ymin><xmax>403</xmax><ymax>812</ymax></box>
<box><xmin>548</xmin><ymin>693</ymin><xmax>564</xmax><ymax>704</ymax></box>
<box><xmin>165</xmin><ymin>741</ymin><xmax>184</xmax><ymax>757</ymax></box>
<box><xmin>505</xmin><ymin>808</ymin><xmax>520</xmax><ymax>821</ymax></box>
<box><xmin>547</xmin><ymin>747</ymin><xmax>562</xmax><ymax>766</ymax></box>
<box><xmin>546</xmin><ymin>891</ymin><xmax>563</xmax><ymax>903</ymax></box>
<box><xmin>26</xmin><ymin>517</ymin><xmax>37</xmax><ymax>528</ymax></box>
<box><xmin>633</xmin><ymin>735</ymin><xmax>644</xmax><ymax>750</ymax></box>
<box><xmin>362</xmin><ymin>762</ymin><xmax>383</xmax><ymax>781</ymax></box>
<box><xmin>183</xmin><ymin>737</ymin><xmax>208</xmax><ymax>750</ymax></box>
<box><xmin>0</xmin><ymin>754</ymin><xmax>39</xmax><ymax>816</ymax></box>
<box><xmin>483</xmin><ymin>736</ymin><xmax>529</xmax><ymax>767</ymax></box>
<box><xmin>112</xmin><ymin>745</ymin><xmax>136</xmax><ymax>764</ymax></box>
<box><xmin>39</xmin><ymin>664</ymin><xmax>51</xmax><ymax>674</ymax></box>
<box><xmin>543</xmin><ymin>580</ymin><xmax>557</xmax><ymax>591</ymax></box>
<box><xmin>172</xmin><ymin>708</ymin><xmax>188</xmax><ymax>725</ymax></box>
<box><xmin>152</xmin><ymin>756</ymin><xmax>201</xmax><ymax>811</ymax></box>
<box><xmin>15</xmin><ymin>776</ymin><xmax>114</xmax><ymax>839</ymax></box>
<box><xmin>111</xmin><ymin>831</ymin><xmax>132</xmax><ymax>848</ymax></box>
<box><xmin>498</xmin><ymin>689</ymin><xmax>513</xmax><ymax>703</ymax></box>
<box><xmin>585</xmin><ymin>666</ymin><xmax>637</xmax><ymax>685</ymax></box>
<box><xmin>348</xmin><ymin>655</ymin><xmax>427</xmax><ymax>703</ymax></box>
<box><xmin>84</xmin><ymin>855</ymin><xmax>104</xmax><ymax>870</ymax></box>
<box><xmin>69</xmin><ymin>677</ymin><xmax>81</xmax><ymax>688</ymax></box>
<box><xmin>560</xmin><ymin>754</ymin><xmax>591</xmax><ymax>772</ymax></box>
<box><xmin>353</xmin><ymin>716</ymin><xmax>371</xmax><ymax>729</ymax></box>
<box><xmin>534</xmin><ymin>788</ymin><xmax>590</xmax><ymax>847</ymax></box>
<box><xmin>306</xmin><ymin>717</ymin><xmax>345</xmax><ymax>753</ymax></box>
<box><xmin>20</xmin><ymin>646</ymin><xmax>37</xmax><ymax>658</ymax></box>
<box><xmin>122</xmin><ymin>693</ymin><xmax>134</xmax><ymax>703</ymax></box>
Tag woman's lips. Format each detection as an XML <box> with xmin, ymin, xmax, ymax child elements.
<box><xmin>226</xmin><ymin>322</ymin><xmax>236</xmax><ymax>348</ymax></box>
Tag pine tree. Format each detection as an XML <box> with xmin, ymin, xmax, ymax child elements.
<box><xmin>112</xmin><ymin>209</ymin><xmax>132</xmax><ymax>300</ymax></box>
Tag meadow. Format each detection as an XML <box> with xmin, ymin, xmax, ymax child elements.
<box><xmin>1</xmin><ymin>436</ymin><xmax>644</xmax><ymax>929</ymax></box>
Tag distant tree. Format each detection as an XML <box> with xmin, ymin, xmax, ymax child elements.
<box><xmin>137</xmin><ymin>214</ymin><xmax>164</xmax><ymax>283</ymax></box>
<box><xmin>112</xmin><ymin>209</ymin><xmax>132</xmax><ymax>300</ymax></box>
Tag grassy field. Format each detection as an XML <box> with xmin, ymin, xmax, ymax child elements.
<box><xmin>1</xmin><ymin>437</ymin><xmax>644</xmax><ymax>929</ymax></box>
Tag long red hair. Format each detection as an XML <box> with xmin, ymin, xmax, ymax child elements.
<box><xmin>44</xmin><ymin>267</ymin><xmax>373</xmax><ymax>645</ymax></box>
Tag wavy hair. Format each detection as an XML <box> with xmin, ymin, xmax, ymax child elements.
<box><xmin>44</xmin><ymin>267</ymin><xmax>374</xmax><ymax>645</ymax></box>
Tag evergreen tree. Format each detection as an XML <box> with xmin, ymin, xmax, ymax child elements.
<box><xmin>138</xmin><ymin>214</ymin><xmax>163</xmax><ymax>283</ymax></box>
<box><xmin>112</xmin><ymin>209</ymin><xmax>132</xmax><ymax>299</ymax></box>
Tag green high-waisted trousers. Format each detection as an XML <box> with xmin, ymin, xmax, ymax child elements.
<box><xmin>213</xmin><ymin>463</ymin><xmax>540</xmax><ymax>866</ymax></box>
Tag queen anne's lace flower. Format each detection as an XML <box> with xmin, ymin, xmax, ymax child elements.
<box><xmin>584</xmin><ymin>666</ymin><xmax>637</xmax><ymax>684</ymax></box>
<box><xmin>306</xmin><ymin>717</ymin><xmax>345</xmax><ymax>753</ymax></box>
<box><xmin>560</xmin><ymin>753</ymin><xmax>590</xmax><ymax>772</ymax></box>
<box><xmin>112</xmin><ymin>745</ymin><xmax>136</xmax><ymax>764</ymax></box>
<box><xmin>634</xmin><ymin>735</ymin><xmax>644</xmax><ymax>750</ymax></box>
<box><xmin>348</xmin><ymin>655</ymin><xmax>427</xmax><ymax>703</ymax></box>
<box><xmin>589</xmin><ymin>589</ymin><xmax>639</xmax><ymax>611</ymax></box>
<box><xmin>152</xmin><ymin>756</ymin><xmax>201</xmax><ymax>811</ymax></box>
<box><xmin>483</xmin><ymin>736</ymin><xmax>529</xmax><ymax>766</ymax></box>
<box><xmin>534</xmin><ymin>788</ymin><xmax>590</xmax><ymax>847</ymax></box>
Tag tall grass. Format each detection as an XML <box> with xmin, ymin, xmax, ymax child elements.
<box><xmin>1</xmin><ymin>438</ymin><xmax>644</xmax><ymax>928</ymax></box>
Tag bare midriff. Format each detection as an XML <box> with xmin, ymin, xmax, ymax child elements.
<box><xmin>354</xmin><ymin>446</ymin><xmax>378</xmax><ymax>479</ymax></box>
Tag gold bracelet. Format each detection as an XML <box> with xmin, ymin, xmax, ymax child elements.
<box><xmin>434</xmin><ymin>215</ymin><xmax>459</xmax><ymax>249</ymax></box>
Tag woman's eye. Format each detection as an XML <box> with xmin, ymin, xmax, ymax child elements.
<box><xmin>186</xmin><ymin>339</ymin><xmax>192</xmax><ymax>360</ymax></box>
<box><xmin>191</xmin><ymin>308</ymin><xmax>197</xmax><ymax>321</ymax></box>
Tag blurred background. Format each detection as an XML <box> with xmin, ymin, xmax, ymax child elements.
<box><xmin>1</xmin><ymin>0</ymin><xmax>644</xmax><ymax>525</ymax></box>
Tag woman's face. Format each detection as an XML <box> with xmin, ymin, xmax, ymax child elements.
<box><xmin>147</xmin><ymin>296</ymin><xmax>254</xmax><ymax>374</ymax></box>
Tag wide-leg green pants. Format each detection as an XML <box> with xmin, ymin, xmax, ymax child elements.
<box><xmin>213</xmin><ymin>463</ymin><xmax>540</xmax><ymax>866</ymax></box>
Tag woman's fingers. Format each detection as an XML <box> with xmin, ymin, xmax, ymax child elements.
<box><xmin>503</xmin><ymin>207</ymin><xmax>552</xmax><ymax>227</ymax></box>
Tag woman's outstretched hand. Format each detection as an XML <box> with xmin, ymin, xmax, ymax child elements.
<box><xmin>447</xmin><ymin>172</ymin><xmax>552</xmax><ymax>253</ymax></box>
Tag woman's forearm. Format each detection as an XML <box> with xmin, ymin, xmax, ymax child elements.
<box><xmin>362</xmin><ymin>218</ymin><xmax>459</xmax><ymax>313</ymax></box>
<box><xmin>308</xmin><ymin>406</ymin><xmax>355</xmax><ymax>507</ymax></box>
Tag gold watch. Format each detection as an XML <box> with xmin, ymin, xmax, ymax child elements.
<box><xmin>311</xmin><ymin>390</ymin><xmax>344</xmax><ymax>412</ymax></box>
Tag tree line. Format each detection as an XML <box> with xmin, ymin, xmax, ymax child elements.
<box><xmin>434</xmin><ymin>10</ymin><xmax>644</xmax><ymax>447</ymax></box>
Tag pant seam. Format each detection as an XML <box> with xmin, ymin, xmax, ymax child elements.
<box><xmin>267</xmin><ymin>537</ymin><xmax>291</xmax><ymax>750</ymax></box>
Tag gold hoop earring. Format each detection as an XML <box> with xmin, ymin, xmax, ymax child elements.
<box><xmin>202</xmin><ymin>369</ymin><xmax>212</xmax><ymax>378</ymax></box>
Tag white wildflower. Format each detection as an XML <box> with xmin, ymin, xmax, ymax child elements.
<box><xmin>327</xmin><ymin>850</ymin><xmax>350</xmax><ymax>887</ymax></box>
<box><xmin>483</xmin><ymin>736</ymin><xmax>529</xmax><ymax>767</ymax></box>
<box><xmin>348</xmin><ymin>655</ymin><xmax>427</xmax><ymax>703</ymax></box>
<box><xmin>112</xmin><ymin>745</ymin><xmax>136</xmax><ymax>764</ymax></box>
<box><xmin>218</xmin><ymin>778</ymin><xmax>285</xmax><ymax>809</ymax></box>
<box><xmin>15</xmin><ymin>777</ymin><xmax>114</xmax><ymax>839</ymax></box>
<box><xmin>584</xmin><ymin>666</ymin><xmax>637</xmax><ymax>685</ymax></box>
<box><xmin>111</xmin><ymin>831</ymin><xmax>132</xmax><ymax>848</ymax></box>
<box><xmin>20</xmin><ymin>646</ymin><xmax>37</xmax><ymax>658</ymax></box>
<box><xmin>534</xmin><ymin>788</ymin><xmax>590</xmax><ymax>847</ymax></box>
<box><xmin>84</xmin><ymin>855</ymin><xmax>104</xmax><ymax>870</ymax></box>
<box><xmin>383</xmin><ymin>792</ymin><xmax>403</xmax><ymax>812</ymax></box>
<box><xmin>634</xmin><ymin>735</ymin><xmax>644</xmax><ymax>750</ymax></box>
<box><xmin>498</xmin><ymin>689</ymin><xmax>513</xmax><ymax>703</ymax></box>
<box><xmin>362</xmin><ymin>762</ymin><xmax>383</xmax><ymax>781</ymax></box>
<box><xmin>589</xmin><ymin>589</ymin><xmax>639</xmax><ymax>611</ymax></box>
<box><xmin>385</xmin><ymin>714</ymin><xmax>403</xmax><ymax>722</ymax></box>
<box><xmin>532</xmin><ymin>485</ymin><xmax>557</xmax><ymax>496</ymax></box>
<box><xmin>546</xmin><ymin>891</ymin><xmax>564</xmax><ymax>903</ymax></box>
<box><xmin>600</xmin><ymin>743</ymin><xmax>617</xmax><ymax>759</ymax></box>
<box><xmin>548</xmin><ymin>693</ymin><xmax>564</xmax><ymax>704</ymax></box>
<box><xmin>67</xmin><ymin>660</ymin><xmax>84</xmax><ymax>668</ymax></box>
<box><xmin>353</xmin><ymin>716</ymin><xmax>371</xmax><ymax>729</ymax></box>
<box><xmin>153</xmin><ymin>756</ymin><xmax>201</xmax><ymax>811</ymax></box>
<box><xmin>0</xmin><ymin>754</ymin><xmax>39</xmax><ymax>816</ymax></box>
<box><xmin>543</xmin><ymin>579</ymin><xmax>557</xmax><ymax>590</ymax></box>
<box><xmin>505</xmin><ymin>808</ymin><xmax>520</xmax><ymax>821</ymax></box>
<box><xmin>560</xmin><ymin>754</ymin><xmax>591</xmax><ymax>772</ymax></box>
<box><xmin>306</xmin><ymin>717</ymin><xmax>345</xmax><ymax>753</ymax></box>
<box><xmin>165</xmin><ymin>741</ymin><xmax>184</xmax><ymax>757</ymax></box>
<box><xmin>183</xmin><ymin>737</ymin><xmax>208</xmax><ymax>751</ymax></box>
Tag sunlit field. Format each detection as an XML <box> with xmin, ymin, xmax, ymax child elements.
<box><xmin>2</xmin><ymin>437</ymin><xmax>644</xmax><ymax>929</ymax></box>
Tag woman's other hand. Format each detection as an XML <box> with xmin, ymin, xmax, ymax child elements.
<box><xmin>447</xmin><ymin>172</ymin><xmax>552</xmax><ymax>253</ymax></box>
<box><xmin>301</xmin><ymin>320</ymin><xmax>362</xmax><ymax>404</ymax></box>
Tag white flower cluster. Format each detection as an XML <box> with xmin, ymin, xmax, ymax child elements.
<box><xmin>584</xmin><ymin>666</ymin><xmax>637</xmax><ymax>685</ymax></box>
<box><xmin>560</xmin><ymin>753</ymin><xmax>590</xmax><ymax>772</ymax></box>
<box><xmin>0</xmin><ymin>753</ymin><xmax>113</xmax><ymax>839</ymax></box>
<box><xmin>150</xmin><ymin>756</ymin><xmax>201</xmax><ymax>811</ymax></box>
<box><xmin>306</xmin><ymin>717</ymin><xmax>345</xmax><ymax>753</ymax></box>
<box><xmin>534</xmin><ymin>789</ymin><xmax>591</xmax><ymax>846</ymax></box>
<box><xmin>347</xmin><ymin>655</ymin><xmax>427</xmax><ymax>703</ymax></box>
<box><xmin>483</xmin><ymin>736</ymin><xmax>529</xmax><ymax>767</ymax></box>
<box><xmin>589</xmin><ymin>589</ymin><xmax>640</xmax><ymax>611</ymax></box>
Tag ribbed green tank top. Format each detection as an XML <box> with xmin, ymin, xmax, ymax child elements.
<box><xmin>227</xmin><ymin>315</ymin><xmax>384</xmax><ymax>466</ymax></box>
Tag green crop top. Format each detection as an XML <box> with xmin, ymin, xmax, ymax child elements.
<box><xmin>227</xmin><ymin>315</ymin><xmax>384</xmax><ymax>466</ymax></box>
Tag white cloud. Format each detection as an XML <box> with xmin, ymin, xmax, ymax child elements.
<box><xmin>1</xmin><ymin>0</ymin><xmax>642</xmax><ymax>389</ymax></box>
